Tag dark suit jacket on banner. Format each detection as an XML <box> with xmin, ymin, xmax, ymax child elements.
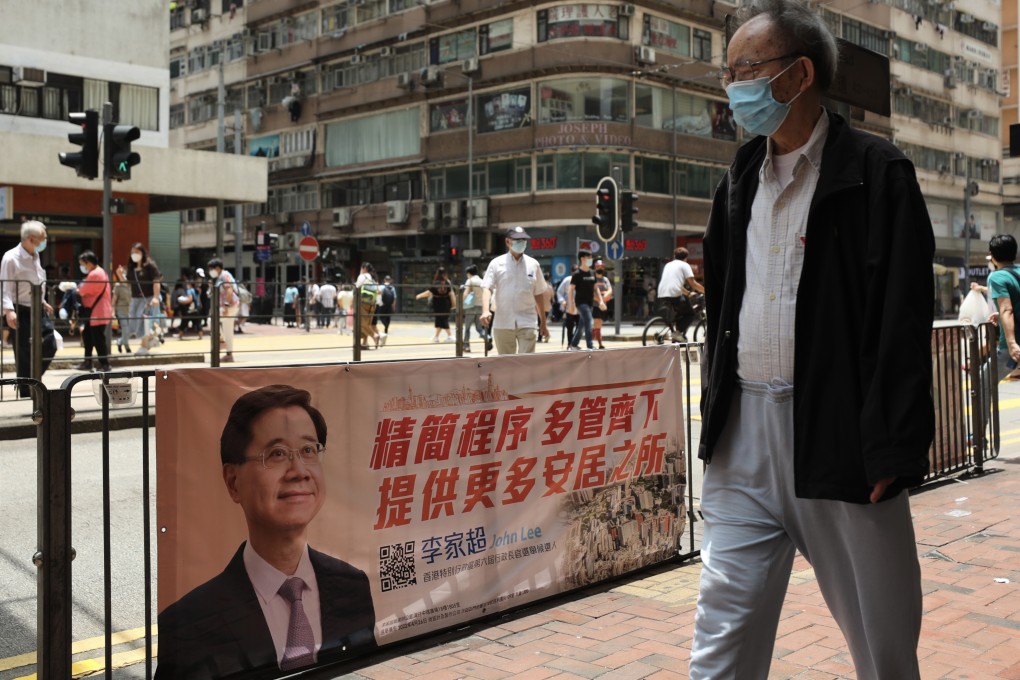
<box><xmin>155</xmin><ymin>543</ymin><xmax>377</xmax><ymax>679</ymax></box>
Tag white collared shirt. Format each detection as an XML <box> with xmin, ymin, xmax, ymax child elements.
<box><xmin>737</xmin><ymin>110</ymin><xmax>829</xmax><ymax>385</ymax></box>
<box><xmin>243</xmin><ymin>542</ymin><xmax>323</xmax><ymax>667</ymax></box>
<box><xmin>482</xmin><ymin>251</ymin><xmax>548</xmax><ymax>330</ymax></box>
<box><xmin>0</xmin><ymin>243</ymin><xmax>46</xmax><ymax>313</ymax></box>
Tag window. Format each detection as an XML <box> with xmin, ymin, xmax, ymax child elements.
<box><xmin>322</xmin><ymin>4</ymin><xmax>349</xmax><ymax>34</ymax></box>
<box><xmin>41</xmin><ymin>87</ymin><xmax>62</xmax><ymax>120</ymax></box>
<box><xmin>692</xmin><ymin>28</ymin><xmax>712</xmax><ymax>62</ymax></box>
<box><xmin>430</xmin><ymin>99</ymin><xmax>469</xmax><ymax>132</ymax></box>
<box><xmin>536</xmin><ymin>155</ymin><xmax>555</xmax><ymax>190</ymax></box>
<box><xmin>476</xmin><ymin>88</ymin><xmax>531</xmax><ymax>133</ymax></box>
<box><xmin>118</xmin><ymin>83</ymin><xmax>158</xmax><ymax>130</ymax></box>
<box><xmin>634</xmin><ymin>83</ymin><xmax>735</xmax><ymax>141</ymax></box>
<box><xmin>170</xmin><ymin>56</ymin><xmax>186</xmax><ymax>79</ymax></box>
<box><xmin>188</xmin><ymin>46</ymin><xmax>206</xmax><ymax>74</ymax></box>
<box><xmin>325</xmin><ymin>107</ymin><xmax>421</xmax><ymax>166</ymax></box>
<box><xmin>227</xmin><ymin>34</ymin><xmax>244</xmax><ymax>61</ymax></box>
<box><xmin>356</xmin><ymin>0</ymin><xmax>387</xmax><ymax>23</ymax></box>
<box><xmin>170</xmin><ymin>103</ymin><xmax>186</xmax><ymax>129</ymax></box>
<box><xmin>642</xmin><ymin>15</ymin><xmax>690</xmax><ymax>56</ymax></box>
<box><xmin>208</xmin><ymin>40</ymin><xmax>223</xmax><ymax>68</ymax></box>
<box><xmin>537</xmin><ymin>5</ymin><xmax>628</xmax><ymax>42</ymax></box>
<box><xmin>954</xmin><ymin>15</ymin><xmax>997</xmax><ymax>47</ymax></box>
<box><xmin>538</xmin><ymin>78</ymin><xmax>629</xmax><ymax>124</ymax></box>
<box><xmin>480</xmin><ymin>19</ymin><xmax>513</xmax><ymax>55</ymax></box>
<box><xmin>430</xmin><ymin>28</ymin><xmax>477</xmax><ymax>66</ymax></box>
<box><xmin>841</xmin><ymin>17</ymin><xmax>889</xmax><ymax>55</ymax></box>
<box><xmin>892</xmin><ymin>89</ymin><xmax>950</xmax><ymax>125</ymax></box>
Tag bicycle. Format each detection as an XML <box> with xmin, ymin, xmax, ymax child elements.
<box><xmin>642</xmin><ymin>294</ymin><xmax>706</xmax><ymax>346</ymax></box>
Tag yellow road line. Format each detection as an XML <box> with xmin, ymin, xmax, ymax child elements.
<box><xmin>0</xmin><ymin>626</ymin><xmax>155</xmax><ymax>673</ymax></box>
<box><xmin>14</xmin><ymin>644</ymin><xmax>157</xmax><ymax>680</ymax></box>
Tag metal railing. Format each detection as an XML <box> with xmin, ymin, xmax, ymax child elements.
<box><xmin>0</xmin><ymin>319</ymin><xmax>1000</xmax><ymax>678</ymax></box>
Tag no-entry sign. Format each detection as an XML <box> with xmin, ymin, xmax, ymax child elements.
<box><xmin>298</xmin><ymin>235</ymin><xmax>319</xmax><ymax>262</ymax></box>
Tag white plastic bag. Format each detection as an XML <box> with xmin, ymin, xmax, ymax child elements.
<box><xmin>958</xmin><ymin>289</ymin><xmax>991</xmax><ymax>326</ymax></box>
<box><xmin>53</xmin><ymin>329</ymin><xmax>64</xmax><ymax>351</ymax></box>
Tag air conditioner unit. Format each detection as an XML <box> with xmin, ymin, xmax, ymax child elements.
<box><xmin>981</xmin><ymin>21</ymin><xmax>996</xmax><ymax>31</ymax></box>
<box><xmin>267</xmin><ymin>158</ymin><xmax>281</xmax><ymax>172</ymax></box>
<box><xmin>967</xmin><ymin>109</ymin><xmax>983</xmax><ymax>119</ymax></box>
<box><xmin>442</xmin><ymin>200</ymin><xmax>461</xmax><ymax>219</ymax></box>
<box><xmin>937</xmin><ymin>163</ymin><xmax>950</xmax><ymax>173</ymax></box>
<box><xmin>380</xmin><ymin>46</ymin><xmax>393</xmax><ymax>57</ymax></box>
<box><xmin>282</xmin><ymin>232</ymin><xmax>301</xmax><ymax>249</ymax></box>
<box><xmin>636</xmin><ymin>46</ymin><xmax>656</xmax><ymax>65</ymax></box>
<box><xmin>397</xmin><ymin>72</ymin><xmax>414</xmax><ymax>88</ymax></box>
<box><xmin>242</xmin><ymin>27</ymin><xmax>253</xmax><ymax>39</ymax></box>
<box><xmin>332</xmin><ymin>207</ymin><xmax>353</xmax><ymax>228</ymax></box>
<box><xmin>12</xmin><ymin>66</ymin><xmax>45</xmax><ymax>87</ymax></box>
<box><xmin>619</xmin><ymin>3</ymin><xmax>636</xmax><ymax>16</ymax></box>
<box><xmin>467</xmin><ymin>198</ymin><xmax>489</xmax><ymax>227</ymax></box>
<box><xmin>276</xmin><ymin>212</ymin><xmax>291</xmax><ymax>226</ymax></box>
<box><xmin>421</xmin><ymin>65</ymin><xmax>441</xmax><ymax>85</ymax></box>
<box><xmin>192</xmin><ymin>8</ymin><xmax>207</xmax><ymax>22</ymax></box>
<box><xmin>914</xmin><ymin>42</ymin><xmax>928</xmax><ymax>53</ymax></box>
<box><xmin>462</xmin><ymin>57</ymin><xmax>480</xmax><ymax>74</ymax></box>
<box><xmin>350</xmin><ymin>54</ymin><xmax>362</xmax><ymax>64</ymax></box>
<box><xmin>940</xmin><ymin>116</ymin><xmax>954</xmax><ymax>126</ymax></box>
<box><xmin>386</xmin><ymin>201</ymin><xmax>409</xmax><ymax>224</ymax></box>
<box><xmin>224</xmin><ymin>218</ymin><xmax>234</xmax><ymax>233</ymax></box>
<box><xmin>421</xmin><ymin>202</ymin><xmax>439</xmax><ymax>230</ymax></box>
<box><xmin>944</xmin><ymin>74</ymin><xmax>956</xmax><ymax>89</ymax></box>
<box><xmin>959</xmin><ymin>13</ymin><xmax>974</xmax><ymax>23</ymax></box>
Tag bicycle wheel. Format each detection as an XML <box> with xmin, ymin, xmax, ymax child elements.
<box><xmin>642</xmin><ymin>316</ymin><xmax>671</xmax><ymax>346</ymax></box>
<box><xmin>691</xmin><ymin>318</ymin><xmax>707</xmax><ymax>344</ymax></box>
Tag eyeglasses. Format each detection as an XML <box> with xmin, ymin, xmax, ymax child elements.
<box><xmin>245</xmin><ymin>443</ymin><xmax>325</xmax><ymax>469</ymax></box>
<box><xmin>718</xmin><ymin>53</ymin><xmax>801</xmax><ymax>86</ymax></box>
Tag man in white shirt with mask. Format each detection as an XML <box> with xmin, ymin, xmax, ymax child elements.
<box><xmin>480</xmin><ymin>226</ymin><xmax>548</xmax><ymax>355</ymax></box>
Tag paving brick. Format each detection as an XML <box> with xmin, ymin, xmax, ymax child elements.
<box><xmin>446</xmin><ymin>660</ymin><xmax>514</xmax><ymax>680</ymax></box>
<box><xmin>594</xmin><ymin>660</ymin><xmax>662</xmax><ymax>679</ymax></box>
<box><xmin>587</xmin><ymin>647</ymin><xmax>653</xmax><ymax>669</ymax></box>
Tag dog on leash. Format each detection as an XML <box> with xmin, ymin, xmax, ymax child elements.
<box><xmin>134</xmin><ymin>316</ymin><xmax>166</xmax><ymax>355</ymax></box>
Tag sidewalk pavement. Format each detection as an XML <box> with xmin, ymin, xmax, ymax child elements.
<box><xmin>318</xmin><ymin>455</ymin><xmax>1020</xmax><ymax>680</ymax></box>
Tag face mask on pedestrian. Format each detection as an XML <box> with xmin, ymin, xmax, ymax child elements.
<box><xmin>510</xmin><ymin>240</ymin><xmax>527</xmax><ymax>254</ymax></box>
<box><xmin>35</xmin><ymin>237</ymin><xmax>47</xmax><ymax>254</ymax></box>
<box><xmin>210</xmin><ymin>269</ymin><xmax>221</xmax><ymax>279</ymax></box>
<box><xmin>80</xmin><ymin>264</ymin><xmax>89</xmax><ymax>274</ymax></box>
<box><xmin>580</xmin><ymin>257</ymin><xmax>590</xmax><ymax>268</ymax></box>
<box><xmin>724</xmin><ymin>59</ymin><xmax>804</xmax><ymax>137</ymax></box>
<box><xmin>131</xmin><ymin>252</ymin><xmax>142</xmax><ymax>263</ymax></box>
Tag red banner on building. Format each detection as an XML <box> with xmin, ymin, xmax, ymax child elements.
<box><xmin>155</xmin><ymin>346</ymin><xmax>686</xmax><ymax>677</ymax></box>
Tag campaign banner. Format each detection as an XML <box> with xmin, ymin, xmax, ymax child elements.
<box><xmin>155</xmin><ymin>346</ymin><xmax>686</xmax><ymax>677</ymax></box>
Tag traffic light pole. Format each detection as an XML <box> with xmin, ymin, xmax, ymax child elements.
<box><xmin>102</xmin><ymin>102</ymin><xmax>114</xmax><ymax>352</ymax></box>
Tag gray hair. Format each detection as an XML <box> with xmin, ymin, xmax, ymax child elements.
<box><xmin>21</xmin><ymin>220</ymin><xmax>46</xmax><ymax>240</ymax></box>
<box><xmin>735</xmin><ymin>0</ymin><xmax>839</xmax><ymax>93</ymax></box>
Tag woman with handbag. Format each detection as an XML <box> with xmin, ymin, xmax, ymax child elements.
<box><xmin>75</xmin><ymin>250</ymin><xmax>113</xmax><ymax>372</ymax></box>
<box><xmin>415</xmin><ymin>266</ymin><xmax>457</xmax><ymax>343</ymax></box>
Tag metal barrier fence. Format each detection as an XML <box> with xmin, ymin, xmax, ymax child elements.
<box><xmin>0</xmin><ymin>323</ymin><xmax>1000</xmax><ymax>678</ymax></box>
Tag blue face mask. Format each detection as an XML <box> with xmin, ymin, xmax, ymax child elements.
<box><xmin>724</xmin><ymin>60</ymin><xmax>803</xmax><ymax>137</ymax></box>
<box><xmin>510</xmin><ymin>240</ymin><xmax>527</xmax><ymax>254</ymax></box>
<box><xmin>35</xmin><ymin>238</ymin><xmax>47</xmax><ymax>253</ymax></box>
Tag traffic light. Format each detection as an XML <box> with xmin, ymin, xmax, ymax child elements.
<box><xmin>58</xmin><ymin>110</ymin><xmax>99</xmax><ymax>180</ymax></box>
<box><xmin>105</xmin><ymin>123</ymin><xmax>141</xmax><ymax>181</ymax></box>
<box><xmin>620</xmin><ymin>191</ymin><xmax>639</xmax><ymax>232</ymax></box>
<box><xmin>592</xmin><ymin>177</ymin><xmax>618</xmax><ymax>242</ymax></box>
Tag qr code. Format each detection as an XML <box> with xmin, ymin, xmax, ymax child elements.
<box><xmin>379</xmin><ymin>541</ymin><xmax>416</xmax><ymax>592</ymax></box>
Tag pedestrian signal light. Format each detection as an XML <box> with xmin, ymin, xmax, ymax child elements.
<box><xmin>105</xmin><ymin>123</ymin><xmax>141</xmax><ymax>181</ymax></box>
<box><xmin>58</xmin><ymin>110</ymin><xmax>99</xmax><ymax>180</ymax></box>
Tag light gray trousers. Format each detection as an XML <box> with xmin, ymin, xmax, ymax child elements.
<box><xmin>690</xmin><ymin>381</ymin><xmax>922</xmax><ymax>680</ymax></box>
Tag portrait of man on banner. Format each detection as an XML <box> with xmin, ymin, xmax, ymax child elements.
<box><xmin>155</xmin><ymin>384</ymin><xmax>376</xmax><ymax>679</ymax></box>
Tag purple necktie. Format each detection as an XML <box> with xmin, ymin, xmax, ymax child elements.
<box><xmin>278</xmin><ymin>577</ymin><xmax>315</xmax><ymax>670</ymax></box>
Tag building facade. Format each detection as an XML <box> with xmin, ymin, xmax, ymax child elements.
<box><xmin>169</xmin><ymin>0</ymin><xmax>1005</xmax><ymax>317</ymax></box>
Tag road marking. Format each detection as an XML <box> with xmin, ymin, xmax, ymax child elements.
<box><xmin>13</xmin><ymin>644</ymin><xmax>157</xmax><ymax>680</ymax></box>
<box><xmin>0</xmin><ymin>626</ymin><xmax>155</xmax><ymax>673</ymax></box>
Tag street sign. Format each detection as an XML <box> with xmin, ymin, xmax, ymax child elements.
<box><xmin>463</xmin><ymin>249</ymin><xmax>483</xmax><ymax>258</ymax></box>
<box><xmin>300</xmin><ymin>221</ymin><xmax>312</xmax><ymax>236</ymax></box>
<box><xmin>606</xmin><ymin>237</ymin><xmax>624</xmax><ymax>261</ymax></box>
<box><xmin>577</xmin><ymin>238</ymin><xmax>601</xmax><ymax>255</ymax></box>
<box><xmin>255</xmin><ymin>246</ymin><xmax>272</xmax><ymax>263</ymax></box>
<box><xmin>298</xmin><ymin>235</ymin><xmax>319</xmax><ymax>262</ymax></box>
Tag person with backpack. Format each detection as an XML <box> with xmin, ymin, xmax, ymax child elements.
<box><xmin>377</xmin><ymin>275</ymin><xmax>397</xmax><ymax>345</ymax></box>
<box><xmin>986</xmin><ymin>234</ymin><xmax>1020</xmax><ymax>382</ymax></box>
<box><xmin>355</xmin><ymin>263</ymin><xmax>381</xmax><ymax>349</ymax></box>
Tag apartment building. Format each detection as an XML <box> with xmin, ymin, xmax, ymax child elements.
<box><xmin>0</xmin><ymin>0</ymin><xmax>265</xmax><ymax>282</ymax></box>
<box><xmin>169</xmin><ymin>0</ymin><xmax>1004</xmax><ymax>316</ymax></box>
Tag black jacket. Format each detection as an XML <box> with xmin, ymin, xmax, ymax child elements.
<box><xmin>699</xmin><ymin>111</ymin><xmax>935</xmax><ymax>503</ymax></box>
<box><xmin>155</xmin><ymin>543</ymin><xmax>377</xmax><ymax>679</ymax></box>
